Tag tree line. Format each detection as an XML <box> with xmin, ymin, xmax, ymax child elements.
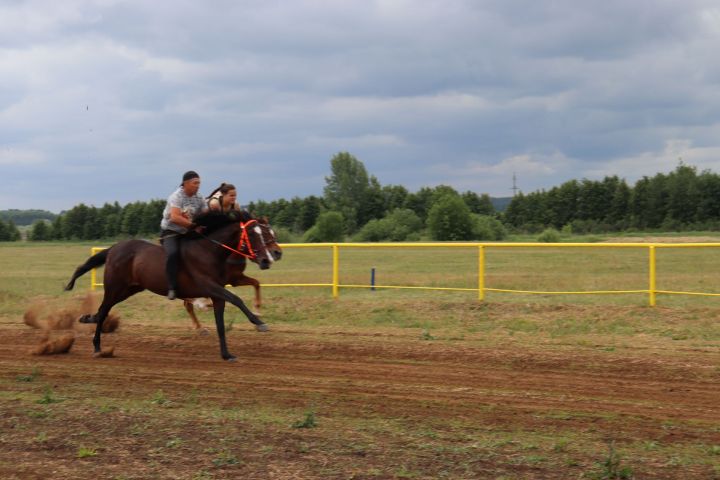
<box><xmin>25</xmin><ymin>200</ymin><xmax>166</xmax><ymax>241</ymax></box>
<box><xmin>503</xmin><ymin>163</ymin><xmax>720</xmax><ymax>233</ymax></box>
<box><xmin>6</xmin><ymin>154</ymin><xmax>720</xmax><ymax>243</ymax></box>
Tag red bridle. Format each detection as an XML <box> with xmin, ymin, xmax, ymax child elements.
<box><xmin>212</xmin><ymin>219</ymin><xmax>260</xmax><ymax>260</ymax></box>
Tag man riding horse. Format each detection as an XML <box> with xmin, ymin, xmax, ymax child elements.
<box><xmin>161</xmin><ymin>170</ymin><xmax>208</xmax><ymax>300</ymax></box>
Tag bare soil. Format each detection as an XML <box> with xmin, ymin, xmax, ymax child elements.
<box><xmin>1</xmin><ymin>321</ymin><xmax>719</xmax><ymax>479</ymax></box>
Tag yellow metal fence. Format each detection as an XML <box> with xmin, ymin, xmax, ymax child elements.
<box><xmin>90</xmin><ymin>242</ymin><xmax>720</xmax><ymax>306</ymax></box>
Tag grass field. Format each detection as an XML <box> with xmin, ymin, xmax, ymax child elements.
<box><xmin>1</xmin><ymin>239</ymin><xmax>719</xmax><ymax>479</ymax></box>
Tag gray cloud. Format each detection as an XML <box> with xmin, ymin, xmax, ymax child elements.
<box><xmin>2</xmin><ymin>0</ymin><xmax>720</xmax><ymax>211</ymax></box>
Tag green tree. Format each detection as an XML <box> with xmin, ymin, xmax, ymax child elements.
<box><xmin>607</xmin><ymin>179</ymin><xmax>631</xmax><ymax>227</ymax></box>
<box><xmin>697</xmin><ymin>170</ymin><xmax>720</xmax><ymax>222</ymax></box>
<box><xmin>121</xmin><ymin>202</ymin><xmax>144</xmax><ymax>236</ymax></box>
<box><xmin>49</xmin><ymin>215</ymin><xmax>65</xmax><ymax>240</ymax></box>
<box><xmin>29</xmin><ymin>220</ymin><xmax>52</xmax><ymax>241</ymax></box>
<box><xmin>503</xmin><ymin>192</ymin><xmax>528</xmax><ymax>228</ymax></box>
<box><xmin>323</xmin><ymin>152</ymin><xmax>372</xmax><ymax>232</ymax></box>
<box><xmin>140</xmin><ymin>200</ymin><xmax>165</xmax><ymax>235</ymax></box>
<box><xmin>297</xmin><ymin>196</ymin><xmax>323</xmax><ymax>231</ymax></box>
<box><xmin>104</xmin><ymin>213</ymin><xmax>121</xmax><ymax>238</ymax></box>
<box><xmin>471</xmin><ymin>215</ymin><xmax>507</xmax><ymax>240</ymax></box>
<box><xmin>381</xmin><ymin>185</ymin><xmax>408</xmax><ymax>213</ymax></box>
<box><xmin>303</xmin><ymin>211</ymin><xmax>345</xmax><ymax>242</ymax></box>
<box><xmin>403</xmin><ymin>187</ymin><xmax>435</xmax><ymax>222</ymax></box>
<box><xmin>6</xmin><ymin>220</ymin><xmax>20</xmax><ymax>241</ymax></box>
<box><xmin>426</xmin><ymin>194</ymin><xmax>474</xmax><ymax>241</ymax></box>
<box><xmin>0</xmin><ymin>219</ymin><xmax>9</xmax><ymax>241</ymax></box>
<box><xmin>62</xmin><ymin>203</ymin><xmax>91</xmax><ymax>239</ymax></box>
<box><xmin>275</xmin><ymin>197</ymin><xmax>302</xmax><ymax>231</ymax></box>
<box><xmin>462</xmin><ymin>191</ymin><xmax>495</xmax><ymax>216</ymax></box>
<box><xmin>665</xmin><ymin>163</ymin><xmax>700</xmax><ymax>226</ymax></box>
<box><xmin>358</xmin><ymin>176</ymin><xmax>386</xmax><ymax>226</ymax></box>
<box><xmin>356</xmin><ymin>208</ymin><xmax>423</xmax><ymax>242</ymax></box>
<box><xmin>82</xmin><ymin>206</ymin><xmax>104</xmax><ymax>239</ymax></box>
<box><xmin>98</xmin><ymin>202</ymin><xmax>122</xmax><ymax>238</ymax></box>
<box><xmin>545</xmin><ymin>180</ymin><xmax>579</xmax><ymax>228</ymax></box>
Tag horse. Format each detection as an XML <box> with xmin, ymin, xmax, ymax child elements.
<box><xmin>183</xmin><ymin>217</ymin><xmax>283</xmax><ymax>331</ymax></box>
<box><xmin>64</xmin><ymin>210</ymin><xmax>273</xmax><ymax>361</ymax></box>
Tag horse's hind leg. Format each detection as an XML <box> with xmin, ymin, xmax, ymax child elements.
<box><xmin>92</xmin><ymin>301</ymin><xmax>113</xmax><ymax>356</ymax></box>
<box><xmin>91</xmin><ymin>286</ymin><xmax>143</xmax><ymax>357</ymax></box>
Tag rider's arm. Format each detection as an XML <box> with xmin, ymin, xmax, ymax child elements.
<box><xmin>169</xmin><ymin>206</ymin><xmax>196</xmax><ymax>229</ymax></box>
<box><xmin>208</xmin><ymin>198</ymin><xmax>221</xmax><ymax>211</ymax></box>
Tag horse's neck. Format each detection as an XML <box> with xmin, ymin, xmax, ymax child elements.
<box><xmin>182</xmin><ymin>223</ymin><xmax>239</xmax><ymax>263</ymax></box>
<box><xmin>204</xmin><ymin>224</ymin><xmax>240</xmax><ymax>249</ymax></box>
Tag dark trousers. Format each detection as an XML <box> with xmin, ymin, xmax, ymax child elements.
<box><xmin>161</xmin><ymin>230</ymin><xmax>181</xmax><ymax>291</ymax></box>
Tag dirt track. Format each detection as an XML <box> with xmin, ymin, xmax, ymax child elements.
<box><xmin>1</xmin><ymin>323</ymin><xmax>719</xmax><ymax>479</ymax></box>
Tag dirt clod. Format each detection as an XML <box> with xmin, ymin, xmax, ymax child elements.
<box><xmin>31</xmin><ymin>333</ymin><xmax>75</xmax><ymax>355</ymax></box>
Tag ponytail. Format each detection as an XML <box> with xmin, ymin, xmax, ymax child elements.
<box><xmin>206</xmin><ymin>182</ymin><xmax>236</xmax><ymax>200</ymax></box>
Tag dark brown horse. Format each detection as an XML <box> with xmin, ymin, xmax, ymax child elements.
<box><xmin>183</xmin><ymin>217</ymin><xmax>283</xmax><ymax>331</ymax></box>
<box><xmin>64</xmin><ymin>210</ymin><xmax>272</xmax><ymax>361</ymax></box>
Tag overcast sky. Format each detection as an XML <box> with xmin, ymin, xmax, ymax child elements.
<box><xmin>2</xmin><ymin>0</ymin><xmax>720</xmax><ymax>212</ymax></box>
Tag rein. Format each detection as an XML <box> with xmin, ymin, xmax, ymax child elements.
<box><xmin>199</xmin><ymin>220</ymin><xmax>259</xmax><ymax>260</ymax></box>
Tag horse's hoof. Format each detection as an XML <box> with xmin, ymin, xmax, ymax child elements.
<box><xmin>223</xmin><ymin>355</ymin><xmax>237</xmax><ymax>362</ymax></box>
<box><xmin>196</xmin><ymin>328</ymin><xmax>210</xmax><ymax>336</ymax></box>
<box><xmin>92</xmin><ymin>347</ymin><xmax>114</xmax><ymax>358</ymax></box>
<box><xmin>255</xmin><ymin>323</ymin><xmax>269</xmax><ymax>332</ymax></box>
<box><xmin>78</xmin><ymin>314</ymin><xmax>96</xmax><ymax>324</ymax></box>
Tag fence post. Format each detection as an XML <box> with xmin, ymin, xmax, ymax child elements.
<box><xmin>478</xmin><ymin>245</ymin><xmax>485</xmax><ymax>301</ymax></box>
<box><xmin>90</xmin><ymin>247</ymin><xmax>98</xmax><ymax>291</ymax></box>
<box><xmin>332</xmin><ymin>244</ymin><xmax>339</xmax><ymax>299</ymax></box>
<box><xmin>648</xmin><ymin>245</ymin><xmax>656</xmax><ymax>307</ymax></box>
<box><xmin>90</xmin><ymin>263</ymin><xmax>97</xmax><ymax>291</ymax></box>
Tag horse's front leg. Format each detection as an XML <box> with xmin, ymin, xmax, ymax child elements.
<box><xmin>250</xmin><ymin>278</ymin><xmax>261</xmax><ymax>313</ymax></box>
<box><xmin>211</xmin><ymin>298</ymin><xmax>235</xmax><ymax>361</ymax></box>
<box><xmin>208</xmin><ymin>284</ymin><xmax>268</xmax><ymax>332</ymax></box>
<box><xmin>183</xmin><ymin>299</ymin><xmax>210</xmax><ymax>334</ymax></box>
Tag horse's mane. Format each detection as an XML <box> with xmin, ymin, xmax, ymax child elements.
<box><xmin>192</xmin><ymin>210</ymin><xmax>253</xmax><ymax>236</ymax></box>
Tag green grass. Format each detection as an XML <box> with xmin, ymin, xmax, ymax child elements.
<box><xmin>4</xmin><ymin>240</ymin><xmax>720</xmax><ymax>344</ymax></box>
<box><xmin>1</xmin><ymin>238</ymin><xmax>720</xmax><ymax>478</ymax></box>
<box><xmin>5</xmin><ymin>237</ymin><xmax>720</xmax><ymax>312</ymax></box>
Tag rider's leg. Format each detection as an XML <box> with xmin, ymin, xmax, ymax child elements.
<box><xmin>163</xmin><ymin>233</ymin><xmax>181</xmax><ymax>300</ymax></box>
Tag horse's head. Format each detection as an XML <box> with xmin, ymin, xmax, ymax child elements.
<box><xmin>258</xmin><ymin>216</ymin><xmax>283</xmax><ymax>262</ymax></box>
<box><xmin>194</xmin><ymin>210</ymin><xmax>273</xmax><ymax>270</ymax></box>
<box><xmin>234</xmin><ymin>211</ymin><xmax>273</xmax><ymax>270</ymax></box>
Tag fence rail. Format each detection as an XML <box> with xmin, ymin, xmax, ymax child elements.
<box><xmin>90</xmin><ymin>242</ymin><xmax>720</xmax><ymax>306</ymax></box>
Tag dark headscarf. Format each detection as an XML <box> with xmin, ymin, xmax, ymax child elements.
<box><xmin>180</xmin><ymin>170</ymin><xmax>199</xmax><ymax>186</ymax></box>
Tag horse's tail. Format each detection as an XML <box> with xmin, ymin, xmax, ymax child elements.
<box><xmin>64</xmin><ymin>248</ymin><xmax>111</xmax><ymax>291</ymax></box>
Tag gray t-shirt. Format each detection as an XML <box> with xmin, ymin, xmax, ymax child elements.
<box><xmin>160</xmin><ymin>187</ymin><xmax>207</xmax><ymax>234</ymax></box>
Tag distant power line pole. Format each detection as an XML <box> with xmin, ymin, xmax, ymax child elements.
<box><xmin>511</xmin><ymin>172</ymin><xmax>519</xmax><ymax>196</ymax></box>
